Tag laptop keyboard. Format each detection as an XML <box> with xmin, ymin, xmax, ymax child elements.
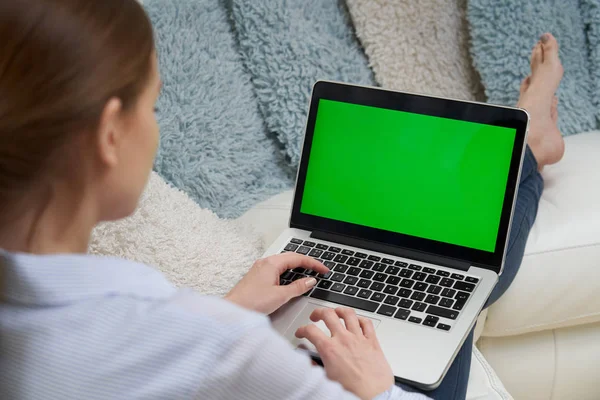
<box><xmin>280</xmin><ymin>238</ymin><xmax>480</xmax><ymax>332</ymax></box>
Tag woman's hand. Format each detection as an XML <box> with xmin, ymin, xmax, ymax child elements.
<box><xmin>295</xmin><ymin>307</ymin><xmax>395</xmax><ymax>400</ymax></box>
<box><xmin>225</xmin><ymin>252</ymin><xmax>330</xmax><ymax>315</ymax></box>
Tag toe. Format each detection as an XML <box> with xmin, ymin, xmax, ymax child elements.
<box><xmin>530</xmin><ymin>42</ymin><xmax>543</xmax><ymax>73</ymax></box>
<box><xmin>540</xmin><ymin>33</ymin><xmax>563</xmax><ymax>72</ymax></box>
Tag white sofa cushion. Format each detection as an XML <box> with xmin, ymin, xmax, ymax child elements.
<box><xmin>478</xmin><ymin>321</ymin><xmax>600</xmax><ymax>400</ymax></box>
<box><xmin>483</xmin><ymin>131</ymin><xmax>600</xmax><ymax>337</ymax></box>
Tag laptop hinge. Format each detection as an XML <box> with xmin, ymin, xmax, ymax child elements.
<box><xmin>310</xmin><ymin>231</ymin><xmax>471</xmax><ymax>272</ymax></box>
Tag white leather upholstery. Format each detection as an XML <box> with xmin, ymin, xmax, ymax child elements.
<box><xmin>483</xmin><ymin>132</ymin><xmax>600</xmax><ymax>337</ymax></box>
<box><xmin>479</xmin><ymin>321</ymin><xmax>600</xmax><ymax>400</ymax></box>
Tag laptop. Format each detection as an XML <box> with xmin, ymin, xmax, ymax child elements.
<box><xmin>267</xmin><ymin>81</ymin><xmax>529</xmax><ymax>390</ymax></box>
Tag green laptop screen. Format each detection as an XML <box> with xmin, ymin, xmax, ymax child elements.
<box><xmin>300</xmin><ymin>99</ymin><xmax>516</xmax><ymax>252</ymax></box>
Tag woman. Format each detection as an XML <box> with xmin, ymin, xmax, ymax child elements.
<box><xmin>0</xmin><ymin>0</ymin><xmax>565</xmax><ymax>399</ymax></box>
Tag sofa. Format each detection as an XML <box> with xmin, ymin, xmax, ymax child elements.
<box><xmin>239</xmin><ymin>129</ymin><xmax>600</xmax><ymax>399</ymax></box>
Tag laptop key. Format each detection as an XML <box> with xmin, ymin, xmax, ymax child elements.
<box><xmin>408</xmin><ymin>264</ymin><xmax>422</xmax><ymax>271</ymax></box>
<box><xmin>357</xmin><ymin>279</ymin><xmax>371</xmax><ymax>288</ymax></box>
<box><xmin>342</xmin><ymin>249</ymin><xmax>354</xmax><ymax>255</ymax></box>
<box><xmin>412</xmin><ymin>302</ymin><xmax>427</xmax><ymax>312</ymax></box>
<box><xmin>296</xmin><ymin>246</ymin><xmax>311</xmax><ymax>255</ymax></box>
<box><xmin>333</xmin><ymin>264</ymin><xmax>348</xmax><ymax>273</ymax></box>
<box><xmin>440</xmin><ymin>278</ymin><xmax>454</xmax><ymax>287</ymax></box>
<box><xmin>385</xmin><ymin>266</ymin><xmax>400</xmax><ymax>275</ymax></box>
<box><xmin>425</xmin><ymin>275</ymin><xmax>441</xmax><ymax>284</ymax></box>
<box><xmin>441</xmin><ymin>288</ymin><xmax>456</xmax><ymax>298</ymax></box>
<box><xmin>323</xmin><ymin>261</ymin><xmax>336</xmax><ymax>269</ymax></box>
<box><xmin>373</xmin><ymin>273</ymin><xmax>387</xmax><ymax>282</ymax></box>
<box><xmin>399</xmin><ymin>299</ymin><xmax>413</xmax><ymax>309</ymax></box>
<box><xmin>394</xmin><ymin>309</ymin><xmax>410</xmax><ymax>320</ymax></box>
<box><xmin>454</xmin><ymin>281</ymin><xmax>476</xmax><ymax>292</ymax></box>
<box><xmin>423</xmin><ymin>315</ymin><xmax>439</xmax><ymax>327</ymax></box>
<box><xmin>292</xmin><ymin>267</ymin><xmax>305</xmax><ymax>274</ymax></box>
<box><xmin>318</xmin><ymin>280</ymin><xmax>333</xmax><ymax>290</ymax></box>
<box><xmin>400</xmin><ymin>279</ymin><xmax>414</xmax><ymax>288</ymax></box>
<box><xmin>359</xmin><ymin>270</ymin><xmax>374</xmax><ymax>279</ymax></box>
<box><xmin>398</xmin><ymin>288</ymin><xmax>412</xmax><ymax>298</ymax></box>
<box><xmin>437</xmin><ymin>323</ymin><xmax>451</xmax><ymax>331</ymax></box>
<box><xmin>343</xmin><ymin>276</ymin><xmax>358</xmax><ymax>286</ymax></box>
<box><xmin>423</xmin><ymin>267</ymin><xmax>436</xmax><ymax>274</ymax></box>
<box><xmin>308</xmin><ymin>249</ymin><xmax>323</xmax><ymax>258</ymax></box>
<box><xmin>354</xmin><ymin>252</ymin><xmax>368</xmax><ymax>259</ymax></box>
<box><xmin>427</xmin><ymin>285</ymin><xmax>442</xmax><ymax>295</ymax></box>
<box><xmin>303</xmin><ymin>241</ymin><xmax>316</xmax><ymax>247</ymax></box>
<box><xmin>347</xmin><ymin>267</ymin><xmax>361</xmax><ymax>276</ymax></box>
<box><xmin>384</xmin><ymin>295</ymin><xmax>400</xmax><ymax>306</ymax></box>
<box><xmin>376</xmin><ymin>305</ymin><xmax>396</xmax><ymax>317</ymax></box>
<box><xmin>453</xmin><ymin>299</ymin><xmax>466</xmax><ymax>311</ymax></box>
<box><xmin>385</xmin><ymin>276</ymin><xmax>401</xmax><ymax>285</ymax></box>
<box><xmin>290</xmin><ymin>238</ymin><xmax>303</xmax><ymax>244</ymax></box>
<box><xmin>331</xmin><ymin>283</ymin><xmax>345</xmax><ymax>292</ymax></box>
<box><xmin>371</xmin><ymin>292</ymin><xmax>385</xmax><ymax>302</ymax></box>
<box><xmin>425</xmin><ymin>295</ymin><xmax>440</xmax><ymax>305</ymax></box>
<box><xmin>413</xmin><ymin>282</ymin><xmax>428</xmax><ymax>292</ymax></box>
<box><xmin>344</xmin><ymin>286</ymin><xmax>359</xmax><ymax>296</ymax></box>
<box><xmin>359</xmin><ymin>260</ymin><xmax>374</xmax><ymax>269</ymax></box>
<box><xmin>465</xmin><ymin>276</ymin><xmax>479</xmax><ymax>283</ymax></box>
<box><xmin>310</xmin><ymin>288</ymin><xmax>378</xmax><ymax>313</ymax></box>
<box><xmin>408</xmin><ymin>316</ymin><xmax>422</xmax><ymax>324</ymax></box>
<box><xmin>368</xmin><ymin>255</ymin><xmax>381</xmax><ymax>262</ymax></box>
<box><xmin>322</xmin><ymin>252</ymin><xmax>336</xmax><ymax>260</ymax></box>
<box><xmin>284</xmin><ymin>243</ymin><xmax>299</xmax><ymax>252</ymax></box>
<box><xmin>382</xmin><ymin>258</ymin><xmax>394</xmax><ymax>264</ymax></box>
<box><xmin>451</xmin><ymin>273</ymin><xmax>465</xmax><ymax>280</ymax></box>
<box><xmin>370</xmin><ymin>282</ymin><xmax>385</xmax><ymax>292</ymax></box>
<box><xmin>427</xmin><ymin>305</ymin><xmax>458</xmax><ymax>320</ymax></box>
<box><xmin>455</xmin><ymin>291</ymin><xmax>470</xmax><ymax>301</ymax></box>
<box><xmin>347</xmin><ymin>257</ymin><xmax>361</xmax><ymax>266</ymax></box>
<box><xmin>383</xmin><ymin>285</ymin><xmax>398</xmax><ymax>295</ymax></box>
<box><xmin>333</xmin><ymin>254</ymin><xmax>348</xmax><ymax>263</ymax></box>
<box><xmin>395</xmin><ymin>261</ymin><xmax>408</xmax><ymax>267</ymax></box>
<box><xmin>439</xmin><ymin>298</ymin><xmax>454</xmax><ymax>308</ymax></box>
<box><xmin>413</xmin><ymin>272</ymin><xmax>427</xmax><ymax>281</ymax></box>
<box><xmin>436</xmin><ymin>270</ymin><xmax>450</xmax><ymax>277</ymax></box>
<box><xmin>318</xmin><ymin>270</ymin><xmax>333</xmax><ymax>279</ymax></box>
<box><xmin>357</xmin><ymin>289</ymin><xmax>373</xmax><ymax>299</ymax></box>
<box><xmin>316</xmin><ymin>243</ymin><xmax>328</xmax><ymax>250</ymax></box>
<box><xmin>281</xmin><ymin>270</ymin><xmax>294</xmax><ymax>280</ymax></box>
<box><xmin>372</xmin><ymin>263</ymin><xmax>387</xmax><ymax>272</ymax></box>
<box><xmin>331</xmin><ymin>273</ymin><xmax>345</xmax><ymax>282</ymax></box>
<box><xmin>411</xmin><ymin>292</ymin><xmax>426</xmax><ymax>301</ymax></box>
<box><xmin>377</xmin><ymin>304</ymin><xmax>396</xmax><ymax>317</ymax></box>
<box><xmin>328</xmin><ymin>247</ymin><xmax>341</xmax><ymax>253</ymax></box>
<box><xmin>399</xmin><ymin>269</ymin><xmax>413</xmax><ymax>278</ymax></box>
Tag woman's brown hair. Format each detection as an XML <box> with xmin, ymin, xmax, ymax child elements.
<box><xmin>0</xmin><ymin>0</ymin><xmax>155</xmax><ymax>225</ymax></box>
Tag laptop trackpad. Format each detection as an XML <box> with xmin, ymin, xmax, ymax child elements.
<box><xmin>286</xmin><ymin>302</ymin><xmax>381</xmax><ymax>353</ymax></box>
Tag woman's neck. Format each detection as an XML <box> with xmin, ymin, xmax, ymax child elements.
<box><xmin>0</xmin><ymin>184</ymin><xmax>98</xmax><ymax>254</ymax></box>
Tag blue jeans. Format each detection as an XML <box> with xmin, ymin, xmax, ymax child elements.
<box><xmin>404</xmin><ymin>146</ymin><xmax>544</xmax><ymax>399</ymax></box>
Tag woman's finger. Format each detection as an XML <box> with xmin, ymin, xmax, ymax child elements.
<box><xmin>310</xmin><ymin>308</ymin><xmax>344</xmax><ymax>336</ymax></box>
<box><xmin>335</xmin><ymin>307</ymin><xmax>362</xmax><ymax>335</ymax></box>
<box><xmin>358</xmin><ymin>316</ymin><xmax>376</xmax><ymax>339</ymax></box>
<box><xmin>295</xmin><ymin>323</ymin><xmax>329</xmax><ymax>350</ymax></box>
<box><xmin>267</xmin><ymin>252</ymin><xmax>329</xmax><ymax>275</ymax></box>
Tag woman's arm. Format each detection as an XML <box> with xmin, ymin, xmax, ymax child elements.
<box><xmin>196</xmin><ymin>315</ymin><xmax>429</xmax><ymax>400</ymax></box>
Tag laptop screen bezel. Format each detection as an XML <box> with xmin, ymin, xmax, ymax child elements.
<box><xmin>290</xmin><ymin>81</ymin><xmax>529</xmax><ymax>274</ymax></box>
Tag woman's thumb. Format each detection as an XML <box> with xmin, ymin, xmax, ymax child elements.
<box><xmin>286</xmin><ymin>277</ymin><xmax>318</xmax><ymax>299</ymax></box>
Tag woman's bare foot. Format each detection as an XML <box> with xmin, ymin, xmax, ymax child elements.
<box><xmin>516</xmin><ymin>33</ymin><xmax>565</xmax><ymax>169</ymax></box>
